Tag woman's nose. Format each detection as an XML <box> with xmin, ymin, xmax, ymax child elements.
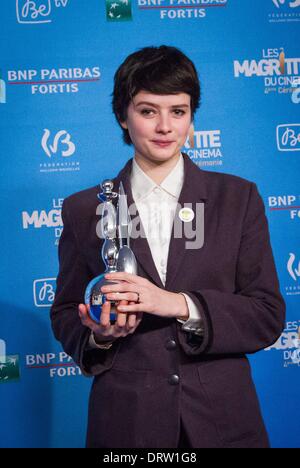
<box><xmin>155</xmin><ymin>114</ymin><xmax>172</xmax><ymax>133</ymax></box>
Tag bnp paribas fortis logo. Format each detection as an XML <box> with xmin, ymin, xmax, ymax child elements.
<box><xmin>0</xmin><ymin>341</ymin><xmax>20</xmax><ymax>384</ymax></box>
<box><xmin>106</xmin><ymin>0</ymin><xmax>132</xmax><ymax>21</ymax></box>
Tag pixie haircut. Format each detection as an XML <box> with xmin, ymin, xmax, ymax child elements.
<box><xmin>112</xmin><ymin>45</ymin><xmax>201</xmax><ymax>145</ymax></box>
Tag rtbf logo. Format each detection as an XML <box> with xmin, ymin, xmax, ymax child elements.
<box><xmin>33</xmin><ymin>278</ymin><xmax>56</xmax><ymax>307</ymax></box>
<box><xmin>277</xmin><ymin>124</ymin><xmax>300</xmax><ymax>151</ymax></box>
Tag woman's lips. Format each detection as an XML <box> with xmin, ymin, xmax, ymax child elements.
<box><xmin>151</xmin><ymin>140</ymin><xmax>174</xmax><ymax>147</ymax></box>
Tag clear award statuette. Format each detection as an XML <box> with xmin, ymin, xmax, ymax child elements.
<box><xmin>84</xmin><ymin>180</ymin><xmax>137</xmax><ymax>323</ymax></box>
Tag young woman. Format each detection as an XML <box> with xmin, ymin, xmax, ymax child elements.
<box><xmin>51</xmin><ymin>46</ymin><xmax>285</xmax><ymax>448</ymax></box>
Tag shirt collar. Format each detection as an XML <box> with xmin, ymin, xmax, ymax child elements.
<box><xmin>131</xmin><ymin>154</ymin><xmax>184</xmax><ymax>202</ymax></box>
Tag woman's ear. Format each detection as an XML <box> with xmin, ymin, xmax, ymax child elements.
<box><xmin>120</xmin><ymin>120</ymin><xmax>128</xmax><ymax>130</ymax></box>
<box><xmin>188</xmin><ymin>122</ymin><xmax>194</xmax><ymax>148</ymax></box>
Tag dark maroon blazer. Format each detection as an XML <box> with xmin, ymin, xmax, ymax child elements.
<box><xmin>51</xmin><ymin>153</ymin><xmax>285</xmax><ymax>448</ymax></box>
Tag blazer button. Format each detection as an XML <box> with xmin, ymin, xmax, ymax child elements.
<box><xmin>168</xmin><ymin>374</ymin><xmax>180</xmax><ymax>385</ymax></box>
<box><xmin>165</xmin><ymin>339</ymin><xmax>176</xmax><ymax>350</ymax></box>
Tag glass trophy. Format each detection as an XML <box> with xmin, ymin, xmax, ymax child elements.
<box><xmin>84</xmin><ymin>180</ymin><xmax>137</xmax><ymax>323</ymax></box>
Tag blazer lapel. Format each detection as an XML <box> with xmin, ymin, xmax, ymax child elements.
<box><xmin>164</xmin><ymin>154</ymin><xmax>209</xmax><ymax>291</ymax></box>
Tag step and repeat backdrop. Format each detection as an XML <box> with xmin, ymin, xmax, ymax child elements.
<box><xmin>0</xmin><ymin>0</ymin><xmax>299</xmax><ymax>448</ymax></box>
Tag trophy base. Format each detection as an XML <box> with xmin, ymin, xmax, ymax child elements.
<box><xmin>84</xmin><ymin>275</ymin><xmax>119</xmax><ymax>324</ymax></box>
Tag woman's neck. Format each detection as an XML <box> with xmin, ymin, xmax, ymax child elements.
<box><xmin>134</xmin><ymin>153</ymin><xmax>181</xmax><ymax>185</ymax></box>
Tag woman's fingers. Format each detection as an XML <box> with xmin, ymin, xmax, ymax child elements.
<box><xmin>106</xmin><ymin>292</ymin><xmax>139</xmax><ymax>302</ymax></box>
<box><xmin>105</xmin><ymin>272</ymin><xmax>147</xmax><ymax>285</ymax></box>
<box><xmin>99</xmin><ymin>300</ymin><xmax>111</xmax><ymax>328</ymax></box>
<box><xmin>101</xmin><ymin>282</ymin><xmax>137</xmax><ymax>294</ymax></box>
<box><xmin>79</xmin><ymin>303</ymin><xmax>95</xmax><ymax>328</ymax></box>
<box><xmin>115</xmin><ymin>300</ymin><xmax>129</xmax><ymax>329</ymax></box>
<box><xmin>79</xmin><ymin>299</ymin><xmax>143</xmax><ymax>338</ymax></box>
<box><xmin>127</xmin><ymin>309</ymin><xmax>143</xmax><ymax>333</ymax></box>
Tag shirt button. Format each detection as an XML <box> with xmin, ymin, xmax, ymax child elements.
<box><xmin>168</xmin><ymin>374</ymin><xmax>180</xmax><ymax>385</ymax></box>
<box><xmin>165</xmin><ymin>339</ymin><xmax>176</xmax><ymax>350</ymax></box>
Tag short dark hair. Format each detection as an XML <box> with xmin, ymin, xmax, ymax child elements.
<box><xmin>112</xmin><ymin>45</ymin><xmax>201</xmax><ymax>145</ymax></box>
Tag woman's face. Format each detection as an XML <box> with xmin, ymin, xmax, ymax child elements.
<box><xmin>121</xmin><ymin>91</ymin><xmax>192</xmax><ymax>165</ymax></box>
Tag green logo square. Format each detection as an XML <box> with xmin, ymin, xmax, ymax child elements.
<box><xmin>106</xmin><ymin>0</ymin><xmax>132</xmax><ymax>21</ymax></box>
<box><xmin>0</xmin><ymin>355</ymin><xmax>20</xmax><ymax>384</ymax></box>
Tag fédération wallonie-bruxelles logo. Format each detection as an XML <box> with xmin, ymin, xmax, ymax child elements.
<box><xmin>265</xmin><ymin>249</ymin><xmax>300</xmax><ymax>367</ymax></box>
<box><xmin>273</xmin><ymin>0</ymin><xmax>300</xmax><ymax>6</ymax></box>
<box><xmin>269</xmin><ymin>0</ymin><xmax>300</xmax><ymax>23</ymax></box>
<box><xmin>40</xmin><ymin>128</ymin><xmax>79</xmax><ymax>173</ymax></box>
<box><xmin>285</xmin><ymin>252</ymin><xmax>300</xmax><ymax>296</ymax></box>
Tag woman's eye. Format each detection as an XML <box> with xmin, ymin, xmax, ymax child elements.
<box><xmin>140</xmin><ymin>108</ymin><xmax>155</xmax><ymax>116</ymax></box>
<box><xmin>173</xmin><ymin>109</ymin><xmax>185</xmax><ymax>116</ymax></box>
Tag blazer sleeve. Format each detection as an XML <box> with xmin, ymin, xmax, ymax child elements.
<box><xmin>50</xmin><ymin>198</ymin><xmax>120</xmax><ymax>377</ymax></box>
<box><xmin>176</xmin><ymin>182</ymin><xmax>286</xmax><ymax>356</ymax></box>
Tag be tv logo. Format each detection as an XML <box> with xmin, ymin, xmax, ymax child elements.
<box><xmin>33</xmin><ymin>278</ymin><xmax>56</xmax><ymax>307</ymax></box>
<box><xmin>277</xmin><ymin>124</ymin><xmax>300</xmax><ymax>151</ymax></box>
<box><xmin>16</xmin><ymin>0</ymin><xmax>69</xmax><ymax>24</ymax></box>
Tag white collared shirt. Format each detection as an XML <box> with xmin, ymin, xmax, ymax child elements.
<box><xmin>131</xmin><ymin>154</ymin><xmax>202</xmax><ymax>325</ymax></box>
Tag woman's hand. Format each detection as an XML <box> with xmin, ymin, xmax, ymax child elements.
<box><xmin>78</xmin><ymin>299</ymin><xmax>143</xmax><ymax>344</ymax></box>
<box><xmin>101</xmin><ymin>272</ymin><xmax>189</xmax><ymax>320</ymax></box>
